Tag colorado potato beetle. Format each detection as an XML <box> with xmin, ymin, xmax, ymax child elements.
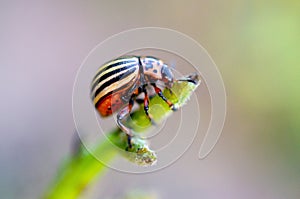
<box><xmin>91</xmin><ymin>55</ymin><xmax>186</xmax><ymax>148</ymax></box>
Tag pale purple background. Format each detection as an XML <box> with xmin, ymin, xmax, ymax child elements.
<box><xmin>1</xmin><ymin>1</ymin><xmax>299</xmax><ymax>199</ymax></box>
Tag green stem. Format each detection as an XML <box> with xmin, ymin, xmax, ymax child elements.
<box><xmin>43</xmin><ymin>73</ymin><xmax>200</xmax><ymax>199</ymax></box>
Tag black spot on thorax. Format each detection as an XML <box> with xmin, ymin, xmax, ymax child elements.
<box><xmin>145</xmin><ymin>62</ymin><xmax>153</xmax><ymax>71</ymax></box>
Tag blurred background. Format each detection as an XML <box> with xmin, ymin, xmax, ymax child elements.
<box><xmin>0</xmin><ymin>0</ymin><xmax>299</xmax><ymax>198</ymax></box>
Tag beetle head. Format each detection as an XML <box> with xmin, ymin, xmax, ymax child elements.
<box><xmin>161</xmin><ymin>64</ymin><xmax>174</xmax><ymax>88</ymax></box>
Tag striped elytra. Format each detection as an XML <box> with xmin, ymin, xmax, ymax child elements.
<box><xmin>91</xmin><ymin>56</ymin><xmax>140</xmax><ymax>116</ymax></box>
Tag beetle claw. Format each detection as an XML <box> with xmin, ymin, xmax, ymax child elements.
<box><xmin>171</xmin><ymin>104</ymin><xmax>178</xmax><ymax>111</ymax></box>
<box><xmin>126</xmin><ymin>134</ymin><xmax>133</xmax><ymax>149</ymax></box>
<box><xmin>150</xmin><ymin>119</ymin><xmax>157</xmax><ymax>126</ymax></box>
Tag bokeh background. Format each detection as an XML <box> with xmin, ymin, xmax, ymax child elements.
<box><xmin>1</xmin><ymin>0</ymin><xmax>299</xmax><ymax>198</ymax></box>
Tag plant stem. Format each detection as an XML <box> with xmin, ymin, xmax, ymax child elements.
<box><xmin>43</xmin><ymin>73</ymin><xmax>200</xmax><ymax>199</ymax></box>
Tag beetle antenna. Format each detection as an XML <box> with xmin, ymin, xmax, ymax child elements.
<box><xmin>177</xmin><ymin>72</ymin><xmax>200</xmax><ymax>85</ymax></box>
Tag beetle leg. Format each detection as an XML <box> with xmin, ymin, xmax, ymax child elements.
<box><xmin>151</xmin><ymin>83</ymin><xmax>178</xmax><ymax>111</ymax></box>
<box><xmin>117</xmin><ymin>97</ymin><xmax>134</xmax><ymax>149</ymax></box>
<box><xmin>176</xmin><ymin>73</ymin><xmax>199</xmax><ymax>85</ymax></box>
<box><xmin>142</xmin><ymin>85</ymin><xmax>156</xmax><ymax>125</ymax></box>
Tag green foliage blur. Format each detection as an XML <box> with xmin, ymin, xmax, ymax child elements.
<box><xmin>222</xmin><ymin>1</ymin><xmax>300</xmax><ymax>168</ymax></box>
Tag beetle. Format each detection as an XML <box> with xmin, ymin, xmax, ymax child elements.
<box><xmin>91</xmin><ymin>55</ymin><xmax>182</xmax><ymax>148</ymax></box>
